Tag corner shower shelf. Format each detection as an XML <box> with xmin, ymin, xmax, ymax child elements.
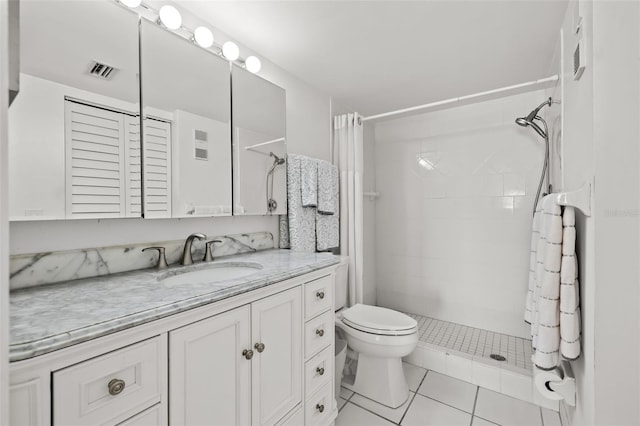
<box><xmin>555</xmin><ymin>179</ymin><xmax>592</xmax><ymax>217</ymax></box>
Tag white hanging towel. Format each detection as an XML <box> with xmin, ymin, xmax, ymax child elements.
<box><xmin>526</xmin><ymin>195</ymin><xmax>581</xmax><ymax>370</ymax></box>
<box><xmin>317</xmin><ymin>160</ymin><xmax>337</xmax><ymax>215</ymax></box>
<box><xmin>285</xmin><ymin>154</ymin><xmax>317</xmax><ymax>252</ymax></box>
<box><xmin>316</xmin><ymin>162</ymin><xmax>339</xmax><ymax>251</ymax></box>
<box><xmin>300</xmin><ymin>156</ymin><xmax>318</xmax><ymax>208</ymax></box>
<box><xmin>560</xmin><ymin>207</ymin><xmax>581</xmax><ymax>360</ymax></box>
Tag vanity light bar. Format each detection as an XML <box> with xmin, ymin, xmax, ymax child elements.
<box><xmin>115</xmin><ymin>0</ymin><xmax>263</xmax><ymax>73</ymax></box>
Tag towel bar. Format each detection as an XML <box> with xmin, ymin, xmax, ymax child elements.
<box><xmin>555</xmin><ymin>179</ymin><xmax>592</xmax><ymax>217</ymax></box>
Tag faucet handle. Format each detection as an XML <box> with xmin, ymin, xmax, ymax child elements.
<box><xmin>204</xmin><ymin>240</ymin><xmax>223</xmax><ymax>262</ymax></box>
<box><xmin>142</xmin><ymin>246</ymin><xmax>168</xmax><ymax>270</ymax></box>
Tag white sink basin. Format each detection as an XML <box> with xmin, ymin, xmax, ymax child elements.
<box><xmin>160</xmin><ymin>262</ymin><xmax>263</xmax><ymax>287</ymax></box>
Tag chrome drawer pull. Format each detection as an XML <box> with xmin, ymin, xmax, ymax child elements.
<box><xmin>108</xmin><ymin>378</ymin><xmax>126</xmax><ymax>396</ymax></box>
<box><xmin>254</xmin><ymin>342</ymin><xmax>266</xmax><ymax>353</ymax></box>
<box><xmin>316</xmin><ymin>291</ymin><xmax>325</xmax><ymax>300</ymax></box>
<box><xmin>315</xmin><ymin>328</ymin><xmax>325</xmax><ymax>337</ymax></box>
<box><xmin>242</xmin><ymin>349</ymin><xmax>254</xmax><ymax>360</ymax></box>
<box><xmin>316</xmin><ymin>367</ymin><xmax>325</xmax><ymax>376</ymax></box>
<box><xmin>316</xmin><ymin>403</ymin><xmax>325</xmax><ymax>413</ymax></box>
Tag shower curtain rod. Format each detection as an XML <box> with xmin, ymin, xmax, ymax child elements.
<box><xmin>361</xmin><ymin>75</ymin><xmax>559</xmax><ymax>122</ymax></box>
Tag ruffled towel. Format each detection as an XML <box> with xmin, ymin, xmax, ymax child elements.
<box><xmin>525</xmin><ymin>195</ymin><xmax>581</xmax><ymax>369</ymax></box>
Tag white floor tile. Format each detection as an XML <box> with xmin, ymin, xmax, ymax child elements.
<box><xmin>475</xmin><ymin>388</ymin><xmax>542</xmax><ymax>426</ymax></box>
<box><xmin>472</xmin><ymin>417</ymin><xmax>500</xmax><ymax>426</ymax></box>
<box><xmin>417</xmin><ymin>371</ymin><xmax>477</xmax><ymax>413</ymax></box>
<box><xmin>340</xmin><ymin>386</ymin><xmax>355</xmax><ymax>400</ymax></box>
<box><xmin>350</xmin><ymin>392</ymin><xmax>414</xmax><ymax>423</ymax></box>
<box><xmin>403</xmin><ymin>362</ymin><xmax>427</xmax><ymax>391</ymax></box>
<box><xmin>336</xmin><ymin>403</ymin><xmax>395</xmax><ymax>426</ymax></box>
<box><xmin>401</xmin><ymin>394</ymin><xmax>471</xmax><ymax>426</ymax></box>
<box><xmin>338</xmin><ymin>397</ymin><xmax>349</xmax><ymax>411</ymax></box>
<box><xmin>541</xmin><ymin>408</ymin><xmax>562</xmax><ymax>426</ymax></box>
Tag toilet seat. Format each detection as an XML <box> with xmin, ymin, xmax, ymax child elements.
<box><xmin>342</xmin><ymin>304</ymin><xmax>417</xmax><ymax>336</ymax></box>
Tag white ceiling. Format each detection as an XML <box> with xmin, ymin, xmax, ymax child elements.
<box><xmin>179</xmin><ymin>0</ymin><xmax>568</xmax><ymax>116</ymax></box>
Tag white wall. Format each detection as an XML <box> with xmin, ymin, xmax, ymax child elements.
<box><xmin>9</xmin><ymin>2</ymin><xmax>333</xmax><ymax>255</ymax></box>
<box><xmin>590</xmin><ymin>1</ymin><xmax>639</xmax><ymax>424</ymax></box>
<box><xmin>551</xmin><ymin>1</ymin><xmax>640</xmax><ymax>424</ymax></box>
<box><xmin>373</xmin><ymin>89</ymin><xmax>550</xmax><ymax>338</ymax></box>
<box><xmin>0</xmin><ymin>1</ymin><xmax>10</xmax><ymax>422</ymax></box>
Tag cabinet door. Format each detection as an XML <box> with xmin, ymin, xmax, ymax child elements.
<box><xmin>251</xmin><ymin>287</ymin><xmax>302</xmax><ymax>426</ymax></box>
<box><xmin>169</xmin><ymin>305</ymin><xmax>251</xmax><ymax>426</ymax></box>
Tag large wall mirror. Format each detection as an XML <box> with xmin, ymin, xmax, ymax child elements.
<box><xmin>232</xmin><ymin>65</ymin><xmax>286</xmax><ymax>216</ymax></box>
<box><xmin>9</xmin><ymin>1</ymin><xmax>141</xmax><ymax>220</ymax></box>
<box><xmin>140</xmin><ymin>19</ymin><xmax>232</xmax><ymax>219</ymax></box>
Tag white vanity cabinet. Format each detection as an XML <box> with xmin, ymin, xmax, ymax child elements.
<box><xmin>9</xmin><ymin>266</ymin><xmax>338</xmax><ymax>426</ymax></box>
<box><xmin>169</xmin><ymin>287</ymin><xmax>302</xmax><ymax>426</ymax></box>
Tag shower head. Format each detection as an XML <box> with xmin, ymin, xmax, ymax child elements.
<box><xmin>516</xmin><ymin>116</ymin><xmax>547</xmax><ymax>138</ymax></box>
<box><xmin>515</xmin><ymin>97</ymin><xmax>555</xmax><ymax>139</ymax></box>
<box><xmin>270</xmin><ymin>152</ymin><xmax>285</xmax><ymax>165</ymax></box>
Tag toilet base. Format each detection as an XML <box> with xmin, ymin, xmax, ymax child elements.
<box><xmin>342</xmin><ymin>353</ymin><xmax>410</xmax><ymax>409</ymax></box>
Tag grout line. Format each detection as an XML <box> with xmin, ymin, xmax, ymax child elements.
<box><xmin>470</xmin><ymin>386</ymin><xmax>480</xmax><ymax>426</ymax></box>
<box><xmin>345</xmin><ymin>398</ymin><xmax>402</xmax><ymax>425</ymax></box>
<box><xmin>398</xmin><ymin>369</ymin><xmax>430</xmax><ymax>425</ymax></box>
<box><xmin>474</xmin><ymin>415</ymin><xmax>501</xmax><ymax>425</ymax></box>
<box><xmin>418</xmin><ymin>394</ymin><xmax>476</xmax><ymax>416</ymax></box>
<box><xmin>540</xmin><ymin>406</ymin><xmax>545</xmax><ymax>426</ymax></box>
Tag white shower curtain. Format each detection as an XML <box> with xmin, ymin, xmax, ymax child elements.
<box><xmin>334</xmin><ymin>113</ymin><xmax>364</xmax><ymax>306</ymax></box>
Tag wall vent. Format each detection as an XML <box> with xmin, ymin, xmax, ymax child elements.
<box><xmin>194</xmin><ymin>129</ymin><xmax>208</xmax><ymax>160</ymax></box>
<box><xmin>89</xmin><ymin>61</ymin><xmax>118</xmax><ymax>80</ymax></box>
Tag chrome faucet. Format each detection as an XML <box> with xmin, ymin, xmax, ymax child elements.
<box><xmin>181</xmin><ymin>233</ymin><xmax>206</xmax><ymax>265</ymax></box>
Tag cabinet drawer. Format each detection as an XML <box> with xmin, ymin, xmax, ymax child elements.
<box><xmin>53</xmin><ymin>337</ymin><xmax>163</xmax><ymax>426</ymax></box>
<box><xmin>304</xmin><ymin>275</ymin><xmax>332</xmax><ymax>320</ymax></box>
<box><xmin>304</xmin><ymin>311</ymin><xmax>334</xmax><ymax>358</ymax></box>
<box><xmin>304</xmin><ymin>382</ymin><xmax>333</xmax><ymax>426</ymax></box>
<box><xmin>117</xmin><ymin>404</ymin><xmax>163</xmax><ymax>426</ymax></box>
<box><xmin>305</xmin><ymin>346</ymin><xmax>332</xmax><ymax>398</ymax></box>
<box><xmin>276</xmin><ymin>405</ymin><xmax>303</xmax><ymax>426</ymax></box>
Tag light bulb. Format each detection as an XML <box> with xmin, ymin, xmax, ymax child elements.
<box><xmin>121</xmin><ymin>0</ymin><xmax>142</xmax><ymax>7</ymax></box>
<box><xmin>222</xmin><ymin>41</ymin><xmax>240</xmax><ymax>61</ymax></box>
<box><xmin>245</xmin><ymin>56</ymin><xmax>261</xmax><ymax>73</ymax></box>
<box><xmin>159</xmin><ymin>5</ymin><xmax>182</xmax><ymax>30</ymax></box>
<box><xmin>194</xmin><ymin>26</ymin><xmax>214</xmax><ymax>48</ymax></box>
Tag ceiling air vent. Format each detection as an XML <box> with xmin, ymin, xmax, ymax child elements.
<box><xmin>89</xmin><ymin>61</ymin><xmax>118</xmax><ymax>80</ymax></box>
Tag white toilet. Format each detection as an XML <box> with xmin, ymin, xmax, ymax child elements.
<box><xmin>334</xmin><ymin>260</ymin><xmax>418</xmax><ymax>408</ymax></box>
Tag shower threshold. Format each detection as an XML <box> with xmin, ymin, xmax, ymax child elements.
<box><xmin>400</xmin><ymin>312</ymin><xmax>556</xmax><ymax>409</ymax></box>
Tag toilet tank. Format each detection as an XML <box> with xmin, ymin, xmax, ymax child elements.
<box><xmin>335</xmin><ymin>257</ymin><xmax>349</xmax><ymax>311</ymax></box>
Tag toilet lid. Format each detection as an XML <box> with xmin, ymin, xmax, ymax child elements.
<box><xmin>342</xmin><ymin>304</ymin><xmax>417</xmax><ymax>336</ymax></box>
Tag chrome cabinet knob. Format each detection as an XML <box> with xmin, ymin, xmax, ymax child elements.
<box><xmin>315</xmin><ymin>328</ymin><xmax>325</xmax><ymax>337</ymax></box>
<box><xmin>254</xmin><ymin>342</ymin><xmax>266</xmax><ymax>353</ymax></box>
<box><xmin>316</xmin><ymin>404</ymin><xmax>325</xmax><ymax>413</ymax></box>
<box><xmin>108</xmin><ymin>378</ymin><xmax>126</xmax><ymax>396</ymax></box>
<box><xmin>316</xmin><ymin>291</ymin><xmax>325</xmax><ymax>300</ymax></box>
<box><xmin>316</xmin><ymin>367</ymin><xmax>325</xmax><ymax>376</ymax></box>
<box><xmin>242</xmin><ymin>349</ymin><xmax>254</xmax><ymax>360</ymax></box>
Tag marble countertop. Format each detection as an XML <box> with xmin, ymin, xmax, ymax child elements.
<box><xmin>10</xmin><ymin>249</ymin><xmax>340</xmax><ymax>362</ymax></box>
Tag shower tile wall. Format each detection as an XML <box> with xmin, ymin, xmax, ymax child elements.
<box><xmin>373</xmin><ymin>89</ymin><xmax>549</xmax><ymax>338</ymax></box>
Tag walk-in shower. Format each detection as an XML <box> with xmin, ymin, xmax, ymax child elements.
<box><xmin>515</xmin><ymin>97</ymin><xmax>557</xmax><ymax>214</ymax></box>
<box><xmin>266</xmin><ymin>152</ymin><xmax>285</xmax><ymax>213</ymax></box>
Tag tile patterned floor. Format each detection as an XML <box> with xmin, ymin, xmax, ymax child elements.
<box><xmin>405</xmin><ymin>312</ymin><xmax>534</xmax><ymax>371</ymax></box>
<box><xmin>336</xmin><ymin>363</ymin><xmax>562</xmax><ymax>426</ymax></box>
